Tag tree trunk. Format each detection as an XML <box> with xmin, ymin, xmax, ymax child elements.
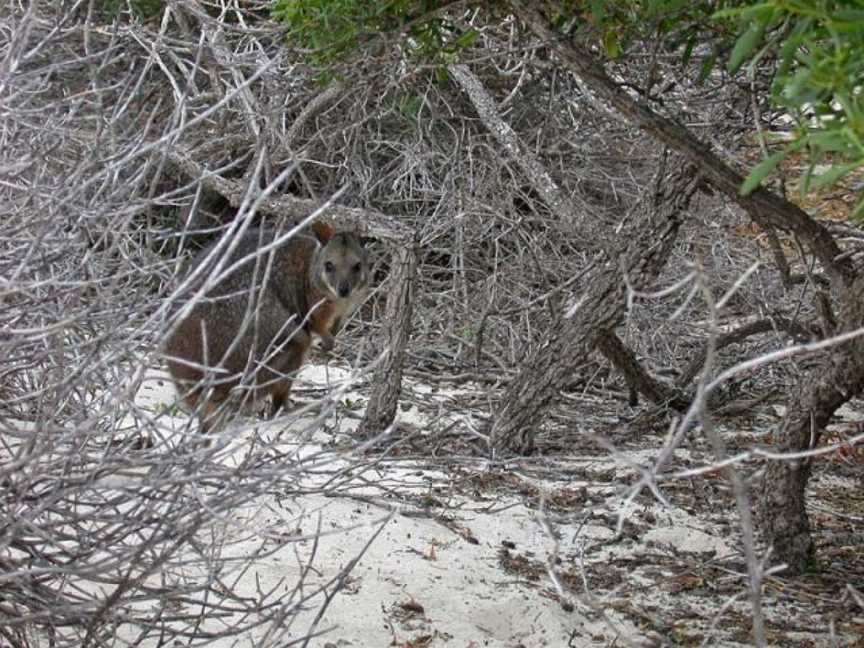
<box><xmin>757</xmin><ymin>276</ymin><xmax>864</xmax><ymax>572</ymax></box>
<box><xmin>358</xmin><ymin>246</ymin><xmax>417</xmax><ymax>437</ymax></box>
<box><xmin>487</xmin><ymin>163</ymin><xmax>699</xmax><ymax>454</ymax></box>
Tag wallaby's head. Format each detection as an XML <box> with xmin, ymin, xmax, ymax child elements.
<box><xmin>312</xmin><ymin>232</ymin><xmax>369</xmax><ymax>300</ymax></box>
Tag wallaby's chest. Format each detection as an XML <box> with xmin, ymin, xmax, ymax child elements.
<box><xmin>306</xmin><ymin>292</ymin><xmax>346</xmax><ymax>336</ymax></box>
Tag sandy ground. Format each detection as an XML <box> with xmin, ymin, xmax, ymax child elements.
<box><xmin>106</xmin><ymin>362</ymin><xmax>864</xmax><ymax>647</ymax></box>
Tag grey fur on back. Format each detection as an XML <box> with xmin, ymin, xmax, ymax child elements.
<box><xmin>165</xmin><ymin>229</ymin><xmax>318</xmax><ymax>395</ymax></box>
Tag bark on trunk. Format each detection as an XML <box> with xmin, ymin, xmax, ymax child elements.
<box><xmin>757</xmin><ymin>276</ymin><xmax>864</xmax><ymax>572</ymax></box>
<box><xmin>358</xmin><ymin>246</ymin><xmax>417</xmax><ymax>437</ymax></box>
<box><xmin>488</xmin><ymin>163</ymin><xmax>699</xmax><ymax>454</ymax></box>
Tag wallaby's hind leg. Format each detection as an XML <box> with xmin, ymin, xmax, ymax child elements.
<box><xmin>269</xmin><ymin>380</ymin><xmax>294</xmax><ymax>418</ymax></box>
<box><xmin>268</xmin><ymin>345</ymin><xmax>306</xmax><ymax>417</ymax></box>
<box><xmin>198</xmin><ymin>398</ymin><xmax>225</xmax><ymax>435</ymax></box>
<box><xmin>192</xmin><ymin>382</ymin><xmax>233</xmax><ymax>435</ymax></box>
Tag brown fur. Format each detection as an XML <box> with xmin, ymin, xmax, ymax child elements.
<box><xmin>164</xmin><ymin>225</ymin><xmax>368</xmax><ymax>433</ymax></box>
<box><xmin>309</xmin><ymin>220</ymin><xmax>334</xmax><ymax>245</ymax></box>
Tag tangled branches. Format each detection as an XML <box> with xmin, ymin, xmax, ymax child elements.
<box><xmin>2</xmin><ymin>1</ymin><xmax>851</xmax><ymax>644</ymax></box>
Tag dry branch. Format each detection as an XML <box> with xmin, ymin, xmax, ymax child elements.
<box><xmin>449</xmin><ymin>63</ymin><xmax>588</xmax><ymax>238</ymax></box>
<box><xmin>676</xmin><ymin>316</ymin><xmax>816</xmax><ymax>388</ymax></box>
<box><xmin>165</xmin><ymin>147</ymin><xmax>412</xmax><ymax>242</ymax></box>
<box><xmin>596</xmin><ymin>331</ymin><xmax>689</xmax><ymax>409</ymax></box>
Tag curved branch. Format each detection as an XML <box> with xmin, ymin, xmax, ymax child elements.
<box><xmin>596</xmin><ymin>331</ymin><xmax>690</xmax><ymax>410</ymax></box>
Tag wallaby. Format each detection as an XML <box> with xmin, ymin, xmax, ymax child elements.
<box><xmin>164</xmin><ymin>222</ymin><xmax>369</xmax><ymax>433</ymax></box>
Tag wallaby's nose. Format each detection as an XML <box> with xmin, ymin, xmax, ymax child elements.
<box><xmin>338</xmin><ymin>282</ymin><xmax>351</xmax><ymax>298</ymax></box>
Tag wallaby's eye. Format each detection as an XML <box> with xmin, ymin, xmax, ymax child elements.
<box><xmin>352</xmin><ymin>262</ymin><xmax>362</xmax><ymax>274</ymax></box>
<box><xmin>324</xmin><ymin>261</ymin><xmax>335</xmax><ymax>273</ymax></box>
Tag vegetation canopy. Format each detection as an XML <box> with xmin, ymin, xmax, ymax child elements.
<box><xmin>272</xmin><ymin>0</ymin><xmax>864</xmax><ymax>213</ymax></box>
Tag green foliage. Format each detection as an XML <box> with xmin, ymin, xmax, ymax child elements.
<box><xmin>99</xmin><ymin>0</ymin><xmax>164</xmax><ymax>20</ymax></box>
<box><xmin>554</xmin><ymin>1</ymin><xmax>741</xmax><ymax>66</ymax></box>
<box><xmin>718</xmin><ymin>2</ymin><xmax>864</xmax><ymax>215</ymax></box>
<box><xmin>457</xmin><ymin>325</ymin><xmax>476</xmax><ymax>341</ymax></box>
<box><xmin>341</xmin><ymin>396</ymin><xmax>363</xmax><ymax>411</ymax></box>
<box><xmin>269</xmin><ymin>0</ymin><xmax>864</xmax><ymax>216</ymax></box>
<box><xmin>398</xmin><ymin>93</ymin><xmax>425</xmax><ymax>123</ymax></box>
<box><xmin>739</xmin><ymin>149</ymin><xmax>789</xmax><ymax>195</ymax></box>
<box><xmin>270</xmin><ymin>0</ymin><xmax>479</xmax><ymax>67</ymax></box>
<box><xmin>545</xmin><ymin>1</ymin><xmax>864</xmax><ymax>216</ymax></box>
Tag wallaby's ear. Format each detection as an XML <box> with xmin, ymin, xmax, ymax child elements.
<box><xmin>310</xmin><ymin>220</ymin><xmax>334</xmax><ymax>245</ymax></box>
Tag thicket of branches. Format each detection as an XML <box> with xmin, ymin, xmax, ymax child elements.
<box><xmin>0</xmin><ymin>3</ymin><xmax>395</xmax><ymax>646</ymax></box>
<box><xmin>2</xmin><ymin>1</ymin><xmax>862</xmax><ymax>645</ymax></box>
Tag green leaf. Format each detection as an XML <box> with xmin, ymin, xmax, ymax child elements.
<box><xmin>399</xmin><ymin>94</ymin><xmax>423</xmax><ymax>121</ymax></box>
<box><xmin>713</xmin><ymin>8</ymin><xmax>747</xmax><ymax>20</ymax></box>
<box><xmin>714</xmin><ymin>4</ymin><xmax>773</xmax><ymax>23</ymax></box>
<box><xmin>800</xmin><ymin>161</ymin><xmax>815</xmax><ymax>196</ymax></box>
<box><xmin>807</xmin><ymin>131</ymin><xmax>853</xmax><ymax>153</ymax></box>
<box><xmin>852</xmin><ymin>195</ymin><xmax>864</xmax><ymax>220</ymax></box>
<box><xmin>681</xmin><ymin>36</ymin><xmax>696</xmax><ymax>66</ymax></box>
<box><xmin>453</xmin><ymin>28</ymin><xmax>479</xmax><ymax>50</ymax></box>
<box><xmin>698</xmin><ymin>54</ymin><xmax>716</xmax><ymax>83</ymax></box>
<box><xmin>834</xmin><ymin>10</ymin><xmax>864</xmax><ymax>22</ymax></box>
<box><xmin>741</xmin><ymin>151</ymin><xmax>786</xmax><ymax>195</ymax></box>
<box><xmin>603</xmin><ymin>29</ymin><xmax>620</xmax><ymax>59</ymax></box>
<box><xmin>776</xmin><ymin>20</ymin><xmax>810</xmax><ymax>77</ymax></box>
<box><xmin>728</xmin><ymin>21</ymin><xmax>765</xmax><ymax>73</ymax></box>
<box><xmin>810</xmin><ymin>161</ymin><xmax>862</xmax><ymax>188</ymax></box>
